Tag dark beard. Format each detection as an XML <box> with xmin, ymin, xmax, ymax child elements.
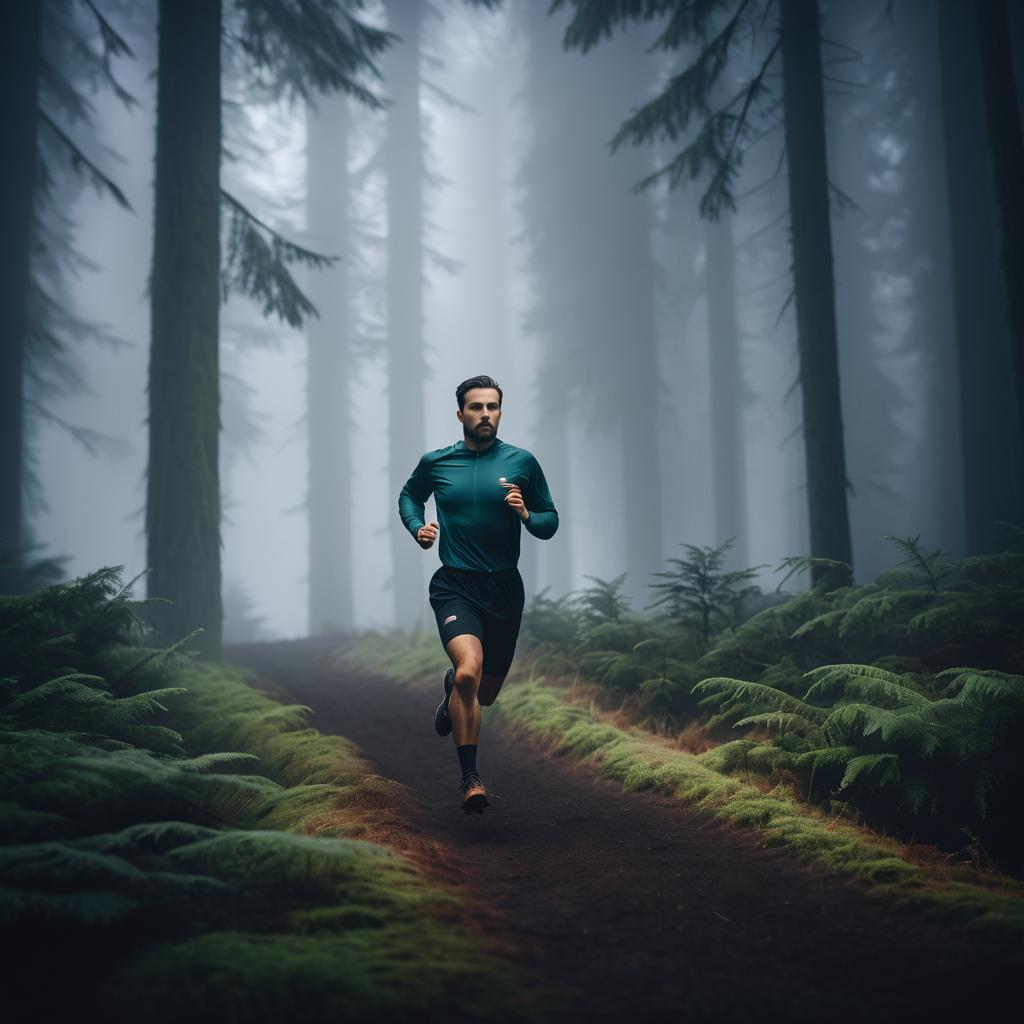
<box><xmin>465</xmin><ymin>423</ymin><xmax>497</xmax><ymax>445</ymax></box>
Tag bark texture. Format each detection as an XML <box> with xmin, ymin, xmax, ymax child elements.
<box><xmin>705</xmin><ymin>213</ymin><xmax>749</xmax><ymax>570</ymax></box>
<box><xmin>975</xmin><ymin>0</ymin><xmax>1024</xmax><ymax>483</ymax></box>
<box><xmin>384</xmin><ymin>0</ymin><xmax>427</xmax><ymax>630</ymax></box>
<box><xmin>147</xmin><ymin>0</ymin><xmax>223</xmax><ymax>656</ymax></box>
<box><xmin>0</xmin><ymin>3</ymin><xmax>42</xmax><ymax>567</ymax></box>
<box><xmin>938</xmin><ymin>0</ymin><xmax>1023</xmax><ymax>552</ymax></box>
<box><xmin>779</xmin><ymin>0</ymin><xmax>853</xmax><ymax>586</ymax></box>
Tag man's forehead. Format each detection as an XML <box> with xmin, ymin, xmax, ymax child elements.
<box><xmin>463</xmin><ymin>388</ymin><xmax>501</xmax><ymax>405</ymax></box>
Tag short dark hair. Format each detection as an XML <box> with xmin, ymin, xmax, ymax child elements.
<box><xmin>456</xmin><ymin>375</ymin><xmax>503</xmax><ymax>411</ymax></box>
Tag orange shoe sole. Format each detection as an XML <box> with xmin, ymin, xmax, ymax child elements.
<box><xmin>462</xmin><ymin>785</ymin><xmax>490</xmax><ymax>815</ymax></box>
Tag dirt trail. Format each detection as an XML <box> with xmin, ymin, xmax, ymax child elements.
<box><xmin>227</xmin><ymin>637</ymin><xmax>1019</xmax><ymax>1023</ymax></box>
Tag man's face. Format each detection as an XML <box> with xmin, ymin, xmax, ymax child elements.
<box><xmin>457</xmin><ymin>388</ymin><xmax>502</xmax><ymax>443</ymax></box>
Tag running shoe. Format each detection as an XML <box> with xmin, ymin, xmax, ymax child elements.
<box><xmin>434</xmin><ymin>667</ymin><xmax>455</xmax><ymax>737</ymax></box>
<box><xmin>460</xmin><ymin>773</ymin><xmax>489</xmax><ymax>815</ymax></box>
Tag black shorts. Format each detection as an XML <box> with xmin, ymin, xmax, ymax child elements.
<box><xmin>428</xmin><ymin>565</ymin><xmax>525</xmax><ymax>679</ymax></box>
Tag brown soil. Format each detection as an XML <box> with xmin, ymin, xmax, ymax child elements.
<box><xmin>227</xmin><ymin>636</ymin><xmax>1021</xmax><ymax>1024</ymax></box>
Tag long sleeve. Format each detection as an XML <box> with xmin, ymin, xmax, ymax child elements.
<box><xmin>522</xmin><ymin>456</ymin><xmax>558</xmax><ymax>540</ymax></box>
<box><xmin>398</xmin><ymin>454</ymin><xmax>433</xmax><ymax>539</ymax></box>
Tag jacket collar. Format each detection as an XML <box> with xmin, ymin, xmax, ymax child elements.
<box><xmin>455</xmin><ymin>437</ymin><xmax>503</xmax><ymax>456</ymax></box>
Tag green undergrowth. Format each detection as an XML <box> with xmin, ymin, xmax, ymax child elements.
<box><xmin>1</xmin><ymin>569</ymin><xmax>532</xmax><ymax>1022</ymax></box>
<box><xmin>167</xmin><ymin>661</ymin><xmax>422</xmax><ymax>845</ymax></box>
<box><xmin>339</xmin><ymin>632</ymin><xmax>1024</xmax><ymax>940</ymax></box>
<box><xmin>357</xmin><ymin>534</ymin><xmax>1024</xmax><ymax>874</ymax></box>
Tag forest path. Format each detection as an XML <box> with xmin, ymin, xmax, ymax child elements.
<box><xmin>227</xmin><ymin>637</ymin><xmax>1017</xmax><ymax>1024</ymax></box>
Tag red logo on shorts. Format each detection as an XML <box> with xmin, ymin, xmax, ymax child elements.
<box><xmin>443</xmin><ymin>614</ymin><xmax>458</xmax><ymax>625</ymax></box>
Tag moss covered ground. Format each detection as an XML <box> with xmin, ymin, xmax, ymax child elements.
<box><xmin>341</xmin><ymin>631</ymin><xmax>1024</xmax><ymax>940</ymax></box>
<box><xmin>95</xmin><ymin>661</ymin><xmax>533</xmax><ymax>1022</ymax></box>
<box><xmin>1</xmin><ymin>571</ymin><xmax>534</xmax><ymax>1022</ymax></box>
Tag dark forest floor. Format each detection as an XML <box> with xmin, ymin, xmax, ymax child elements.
<box><xmin>227</xmin><ymin>636</ymin><xmax>1021</xmax><ymax>1024</ymax></box>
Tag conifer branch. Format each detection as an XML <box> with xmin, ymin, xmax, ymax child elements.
<box><xmin>220</xmin><ymin>189</ymin><xmax>338</xmax><ymax>328</ymax></box>
<box><xmin>37</xmin><ymin>109</ymin><xmax>132</xmax><ymax>210</ymax></box>
<box><xmin>234</xmin><ymin>0</ymin><xmax>393</xmax><ymax>106</ymax></box>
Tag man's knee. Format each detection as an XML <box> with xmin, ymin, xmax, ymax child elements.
<box><xmin>453</xmin><ymin>663</ymin><xmax>482</xmax><ymax>694</ymax></box>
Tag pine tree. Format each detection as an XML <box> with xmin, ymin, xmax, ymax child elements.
<box><xmin>705</xmin><ymin>212</ymin><xmax>748</xmax><ymax>569</ymax></box>
<box><xmin>147</xmin><ymin>0</ymin><xmax>224</xmax><ymax>658</ymax></box>
<box><xmin>647</xmin><ymin>538</ymin><xmax>762</xmax><ymax>648</ymax></box>
<box><xmin>937</xmin><ymin>0</ymin><xmax>1024</xmax><ymax>553</ymax></box>
<box><xmin>827</xmin><ymin>0</ymin><xmax>957</xmax><ymax>580</ymax></box>
<box><xmin>0</xmin><ymin>4</ymin><xmax>43</xmax><ymax>578</ymax></box>
<box><xmin>383</xmin><ymin>0</ymin><xmax>428</xmax><ymax>631</ymax></box>
<box><xmin>519</xmin><ymin>1</ymin><xmax>664</xmax><ymax>609</ymax></box>
<box><xmin>553</xmin><ymin>0</ymin><xmax>854</xmax><ymax>588</ymax></box>
<box><xmin>146</xmin><ymin>0</ymin><xmax>390</xmax><ymax>656</ymax></box>
<box><xmin>974</xmin><ymin>0</ymin><xmax>1024</xmax><ymax>478</ymax></box>
<box><xmin>778</xmin><ymin>0</ymin><xmax>852</xmax><ymax>587</ymax></box>
<box><xmin>1</xmin><ymin>0</ymin><xmax>134</xmax><ymax>593</ymax></box>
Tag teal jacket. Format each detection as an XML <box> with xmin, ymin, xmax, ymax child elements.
<box><xmin>398</xmin><ymin>437</ymin><xmax>559</xmax><ymax>571</ymax></box>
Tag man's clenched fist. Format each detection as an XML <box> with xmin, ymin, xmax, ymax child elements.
<box><xmin>500</xmin><ymin>478</ymin><xmax>529</xmax><ymax>522</ymax></box>
<box><xmin>416</xmin><ymin>521</ymin><xmax>439</xmax><ymax>549</ymax></box>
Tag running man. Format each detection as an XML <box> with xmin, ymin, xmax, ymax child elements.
<box><xmin>397</xmin><ymin>375</ymin><xmax>559</xmax><ymax>814</ymax></box>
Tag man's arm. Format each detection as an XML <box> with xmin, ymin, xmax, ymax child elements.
<box><xmin>398</xmin><ymin>454</ymin><xmax>433</xmax><ymax>540</ymax></box>
<box><xmin>522</xmin><ymin>456</ymin><xmax>558</xmax><ymax>540</ymax></box>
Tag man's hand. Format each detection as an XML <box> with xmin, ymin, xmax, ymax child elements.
<box><xmin>500</xmin><ymin>479</ymin><xmax>530</xmax><ymax>522</ymax></box>
<box><xmin>416</xmin><ymin>521</ymin><xmax>439</xmax><ymax>549</ymax></box>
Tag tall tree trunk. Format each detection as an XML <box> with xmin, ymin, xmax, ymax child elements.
<box><xmin>779</xmin><ymin>0</ymin><xmax>853</xmax><ymax>587</ymax></box>
<box><xmin>538</xmin><ymin>400</ymin><xmax>572</xmax><ymax>600</ymax></box>
<box><xmin>615</xmin><ymin>190</ymin><xmax>663</xmax><ymax>611</ymax></box>
<box><xmin>975</xmin><ymin>0</ymin><xmax>1024</xmax><ymax>471</ymax></box>
<box><xmin>384</xmin><ymin>0</ymin><xmax>426</xmax><ymax>631</ymax></box>
<box><xmin>897</xmin><ymin>0</ymin><xmax>964</xmax><ymax>560</ymax></box>
<box><xmin>937</xmin><ymin>0</ymin><xmax>1023</xmax><ymax>552</ymax></box>
<box><xmin>147</xmin><ymin>0</ymin><xmax>222</xmax><ymax>656</ymax></box>
<box><xmin>520</xmin><ymin>3</ymin><xmax>662</xmax><ymax>607</ymax></box>
<box><xmin>306</xmin><ymin>95</ymin><xmax>354</xmax><ymax>635</ymax></box>
<box><xmin>0</xmin><ymin>3</ymin><xmax>42</xmax><ymax>569</ymax></box>
<box><xmin>596</xmin><ymin>37</ymin><xmax>664</xmax><ymax>611</ymax></box>
<box><xmin>705</xmin><ymin>212</ymin><xmax>749</xmax><ymax>570</ymax></box>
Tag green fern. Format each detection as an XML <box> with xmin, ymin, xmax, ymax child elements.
<box><xmin>694</xmin><ymin>656</ymin><xmax>1024</xmax><ymax>838</ymax></box>
<box><xmin>693</xmin><ymin>677</ymin><xmax>828</xmax><ymax>723</ymax></box>
<box><xmin>838</xmin><ymin>752</ymin><xmax>903</xmax><ymax>793</ymax></box>
<box><xmin>732</xmin><ymin>710</ymin><xmax>824</xmax><ymax>739</ymax></box>
<box><xmin>939</xmin><ymin>667</ymin><xmax>1024</xmax><ymax>706</ymax></box>
<box><xmin>836</xmin><ymin>589</ymin><xmax>936</xmax><ymax>653</ymax></box>
<box><xmin>1</xmin><ymin>678</ymin><xmax>190</xmax><ymax>754</ymax></box>
<box><xmin>956</xmin><ymin>551</ymin><xmax>1024</xmax><ymax>588</ymax></box>
<box><xmin>789</xmin><ymin>609</ymin><xmax>846</xmax><ymax>647</ymax></box>
<box><xmin>821</xmin><ymin>703</ymin><xmax>940</xmax><ymax>756</ymax></box>
<box><xmin>803</xmin><ymin>664</ymin><xmax>928</xmax><ymax>708</ymax></box>
<box><xmin>696</xmin><ymin>589</ymin><xmax>830</xmax><ymax>675</ymax></box>
<box><xmin>907</xmin><ymin>595</ymin><xmax>1005</xmax><ymax>647</ymax></box>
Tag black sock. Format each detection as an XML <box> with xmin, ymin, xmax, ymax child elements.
<box><xmin>457</xmin><ymin>744</ymin><xmax>478</xmax><ymax>780</ymax></box>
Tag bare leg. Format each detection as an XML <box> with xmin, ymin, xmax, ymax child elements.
<box><xmin>445</xmin><ymin>634</ymin><xmax>483</xmax><ymax>746</ymax></box>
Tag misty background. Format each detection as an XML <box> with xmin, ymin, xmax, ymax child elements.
<box><xmin>14</xmin><ymin>0</ymin><xmax>1024</xmax><ymax>643</ymax></box>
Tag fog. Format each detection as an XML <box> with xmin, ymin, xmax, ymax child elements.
<box><xmin>13</xmin><ymin>0</ymin><xmax>1024</xmax><ymax>644</ymax></box>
